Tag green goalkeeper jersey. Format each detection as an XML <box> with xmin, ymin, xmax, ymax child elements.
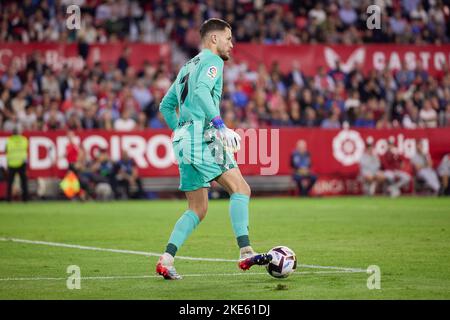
<box><xmin>159</xmin><ymin>48</ymin><xmax>224</xmax><ymax>132</ymax></box>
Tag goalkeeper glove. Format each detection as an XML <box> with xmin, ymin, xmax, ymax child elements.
<box><xmin>211</xmin><ymin>116</ymin><xmax>241</xmax><ymax>153</ymax></box>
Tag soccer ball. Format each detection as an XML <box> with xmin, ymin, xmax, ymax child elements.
<box><xmin>265</xmin><ymin>246</ymin><xmax>297</xmax><ymax>278</ymax></box>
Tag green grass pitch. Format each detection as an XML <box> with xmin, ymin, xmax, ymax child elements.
<box><xmin>0</xmin><ymin>197</ymin><xmax>449</xmax><ymax>300</ymax></box>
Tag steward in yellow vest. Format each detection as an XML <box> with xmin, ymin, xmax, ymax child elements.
<box><xmin>6</xmin><ymin>127</ymin><xmax>29</xmax><ymax>202</ymax></box>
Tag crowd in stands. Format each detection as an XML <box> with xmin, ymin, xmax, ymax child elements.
<box><xmin>64</xmin><ymin>130</ymin><xmax>144</xmax><ymax>200</ymax></box>
<box><xmin>358</xmin><ymin>137</ymin><xmax>450</xmax><ymax>196</ymax></box>
<box><xmin>72</xmin><ymin>148</ymin><xmax>145</xmax><ymax>200</ymax></box>
<box><xmin>289</xmin><ymin>135</ymin><xmax>450</xmax><ymax>197</ymax></box>
<box><xmin>0</xmin><ymin>0</ymin><xmax>450</xmax><ymax>132</ymax></box>
<box><xmin>2</xmin><ymin>1</ymin><xmax>449</xmax><ymax>201</ymax></box>
<box><xmin>1</xmin><ymin>0</ymin><xmax>449</xmax><ymax>46</ymax></box>
<box><xmin>1</xmin><ymin>47</ymin><xmax>450</xmax><ymax>132</ymax></box>
<box><xmin>222</xmin><ymin>58</ymin><xmax>450</xmax><ymax>130</ymax></box>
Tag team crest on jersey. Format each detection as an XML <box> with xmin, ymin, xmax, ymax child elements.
<box><xmin>207</xmin><ymin>66</ymin><xmax>218</xmax><ymax>79</ymax></box>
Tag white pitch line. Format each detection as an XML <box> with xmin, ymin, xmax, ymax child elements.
<box><xmin>300</xmin><ymin>264</ymin><xmax>367</xmax><ymax>272</ymax></box>
<box><xmin>0</xmin><ymin>237</ymin><xmax>234</xmax><ymax>262</ymax></box>
<box><xmin>0</xmin><ymin>270</ymin><xmax>366</xmax><ymax>282</ymax></box>
<box><xmin>0</xmin><ymin>237</ymin><xmax>366</xmax><ymax>273</ymax></box>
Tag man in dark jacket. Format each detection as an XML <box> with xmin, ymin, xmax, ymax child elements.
<box><xmin>291</xmin><ymin>139</ymin><xmax>317</xmax><ymax>196</ymax></box>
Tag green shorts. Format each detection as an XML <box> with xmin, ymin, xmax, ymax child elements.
<box><xmin>172</xmin><ymin>123</ymin><xmax>237</xmax><ymax>192</ymax></box>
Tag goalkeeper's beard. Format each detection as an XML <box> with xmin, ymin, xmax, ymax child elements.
<box><xmin>217</xmin><ymin>47</ymin><xmax>230</xmax><ymax>61</ymax></box>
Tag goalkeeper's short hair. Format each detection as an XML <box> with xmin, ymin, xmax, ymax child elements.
<box><xmin>200</xmin><ymin>18</ymin><xmax>231</xmax><ymax>40</ymax></box>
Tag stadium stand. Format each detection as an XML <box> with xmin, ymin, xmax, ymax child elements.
<box><xmin>0</xmin><ymin>0</ymin><xmax>449</xmax><ymax>199</ymax></box>
<box><xmin>0</xmin><ymin>0</ymin><xmax>449</xmax><ymax>133</ymax></box>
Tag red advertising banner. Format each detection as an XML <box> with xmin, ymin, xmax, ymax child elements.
<box><xmin>233</xmin><ymin>44</ymin><xmax>450</xmax><ymax>77</ymax></box>
<box><xmin>0</xmin><ymin>43</ymin><xmax>171</xmax><ymax>73</ymax></box>
<box><xmin>1</xmin><ymin>128</ymin><xmax>449</xmax><ymax>181</ymax></box>
<box><xmin>1</xmin><ymin>43</ymin><xmax>448</xmax><ymax>77</ymax></box>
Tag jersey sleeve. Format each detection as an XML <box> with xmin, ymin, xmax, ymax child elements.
<box><xmin>193</xmin><ymin>55</ymin><xmax>224</xmax><ymax>122</ymax></box>
<box><xmin>159</xmin><ymin>81</ymin><xmax>179</xmax><ymax>131</ymax></box>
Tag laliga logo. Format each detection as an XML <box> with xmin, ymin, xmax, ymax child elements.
<box><xmin>332</xmin><ymin>129</ymin><xmax>365</xmax><ymax>166</ymax></box>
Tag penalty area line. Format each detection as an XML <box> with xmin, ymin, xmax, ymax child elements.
<box><xmin>0</xmin><ymin>237</ymin><xmax>367</xmax><ymax>273</ymax></box>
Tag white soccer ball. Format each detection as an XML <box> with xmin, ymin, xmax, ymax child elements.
<box><xmin>266</xmin><ymin>246</ymin><xmax>297</xmax><ymax>278</ymax></box>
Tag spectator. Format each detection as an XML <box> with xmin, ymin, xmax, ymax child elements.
<box><xmin>114</xmin><ymin>109</ymin><xmax>136</xmax><ymax>131</ymax></box>
<box><xmin>344</xmin><ymin>90</ymin><xmax>361</xmax><ymax>116</ymax></box>
<box><xmin>66</xmin><ymin>112</ymin><xmax>82</xmax><ymax>130</ymax></box>
<box><xmin>72</xmin><ymin>148</ymin><xmax>95</xmax><ymax>200</ymax></box>
<box><xmin>339</xmin><ymin>1</ymin><xmax>358</xmax><ymax>27</ymax></box>
<box><xmin>271</xmin><ymin>110</ymin><xmax>293</xmax><ymax>127</ymax></box>
<box><xmin>411</xmin><ymin>139</ymin><xmax>440</xmax><ymax>195</ymax></box>
<box><xmin>43</xmin><ymin>108</ymin><xmax>65</xmax><ymax>131</ymax></box>
<box><xmin>321</xmin><ymin>108</ymin><xmax>341</xmax><ymax>129</ymax></box>
<box><xmin>21</xmin><ymin>105</ymin><xmax>38</xmax><ymax>131</ymax></box>
<box><xmin>354</xmin><ymin>108</ymin><xmax>376</xmax><ymax>128</ymax></box>
<box><xmin>3</xmin><ymin>114</ymin><xmax>23</xmax><ymax>132</ymax></box>
<box><xmin>359</xmin><ymin>137</ymin><xmax>384</xmax><ymax>196</ymax></box>
<box><xmin>437</xmin><ymin>154</ymin><xmax>450</xmax><ymax>195</ymax></box>
<box><xmin>6</xmin><ymin>126</ymin><xmax>28</xmax><ymax>202</ymax></box>
<box><xmin>81</xmin><ymin>106</ymin><xmax>100</xmax><ymax>130</ymax></box>
<box><xmin>376</xmin><ymin>113</ymin><xmax>394</xmax><ymax>129</ymax></box>
<box><xmin>289</xmin><ymin>101</ymin><xmax>302</xmax><ymax>126</ymax></box>
<box><xmin>117</xmin><ymin>47</ymin><xmax>131</xmax><ymax>75</ymax></box>
<box><xmin>136</xmin><ymin>112</ymin><xmax>148</xmax><ymax>130</ymax></box>
<box><xmin>309</xmin><ymin>3</ymin><xmax>327</xmax><ymax>25</ymax></box>
<box><xmin>380</xmin><ymin>138</ymin><xmax>412</xmax><ymax>197</ymax></box>
<box><xmin>0</xmin><ymin>89</ymin><xmax>10</xmax><ymax>117</ymax></box>
<box><xmin>114</xmin><ymin>151</ymin><xmax>144</xmax><ymax>199</ymax></box>
<box><xmin>11</xmin><ymin>90</ymin><xmax>28</xmax><ymax>120</ymax></box>
<box><xmin>132</xmin><ymin>78</ymin><xmax>153</xmax><ymax>111</ymax></box>
<box><xmin>285</xmin><ymin>60</ymin><xmax>305</xmax><ymax>88</ymax></box>
<box><xmin>414</xmin><ymin>60</ymin><xmax>429</xmax><ymax>83</ymax></box>
<box><xmin>231</xmin><ymin>83</ymin><xmax>249</xmax><ymax>109</ymax></box>
<box><xmin>314</xmin><ymin>66</ymin><xmax>335</xmax><ymax>93</ymax></box>
<box><xmin>65</xmin><ymin>130</ymin><xmax>79</xmax><ymax>173</ymax></box>
<box><xmin>395</xmin><ymin>61</ymin><xmax>415</xmax><ymax>87</ymax></box>
<box><xmin>300</xmin><ymin>88</ymin><xmax>314</xmax><ymax>113</ymax></box>
<box><xmin>301</xmin><ymin>107</ymin><xmax>319</xmax><ymax>127</ymax></box>
<box><xmin>390</xmin><ymin>10</ymin><xmax>408</xmax><ymax>37</ymax></box>
<box><xmin>1</xmin><ymin>67</ymin><xmax>22</xmax><ymax>94</ymax></box>
<box><xmin>291</xmin><ymin>139</ymin><xmax>317</xmax><ymax>197</ymax></box>
<box><xmin>43</xmin><ymin>99</ymin><xmax>65</xmax><ymax>131</ymax></box>
<box><xmin>41</xmin><ymin>69</ymin><xmax>61</xmax><ymax>100</ymax></box>
<box><xmin>403</xmin><ymin>101</ymin><xmax>420</xmax><ymax>129</ymax></box>
<box><xmin>419</xmin><ymin>99</ymin><xmax>438</xmax><ymax>128</ymax></box>
<box><xmin>91</xmin><ymin>149</ymin><xmax>115</xmax><ymax>200</ymax></box>
<box><xmin>149</xmin><ymin>112</ymin><xmax>167</xmax><ymax>129</ymax></box>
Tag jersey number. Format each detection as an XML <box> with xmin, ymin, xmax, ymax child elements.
<box><xmin>180</xmin><ymin>73</ymin><xmax>190</xmax><ymax>105</ymax></box>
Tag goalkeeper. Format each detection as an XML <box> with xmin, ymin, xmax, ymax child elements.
<box><xmin>156</xmin><ymin>18</ymin><xmax>271</xmax><ymax>280</ymax></box>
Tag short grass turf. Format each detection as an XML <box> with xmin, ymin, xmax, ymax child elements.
<box><xmin>0</xmin><ymin>197</ymin><xmax>449</xmax><ymax>300</ymax></box>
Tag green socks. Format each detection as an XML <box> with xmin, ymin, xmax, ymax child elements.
<box><xmin>166</xmin><ymin>210</ymin><xmax>200</xmax><ymax>257</ymax></box>
<box><xmin>165</xmin><ymin>193</ymin><xmax>251</xmax><ymax>257</ymax></box>
<box><xmin>229</xmin><ymin>193</ymin><xmax>251</xmax><ymax>248</ymax></box>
